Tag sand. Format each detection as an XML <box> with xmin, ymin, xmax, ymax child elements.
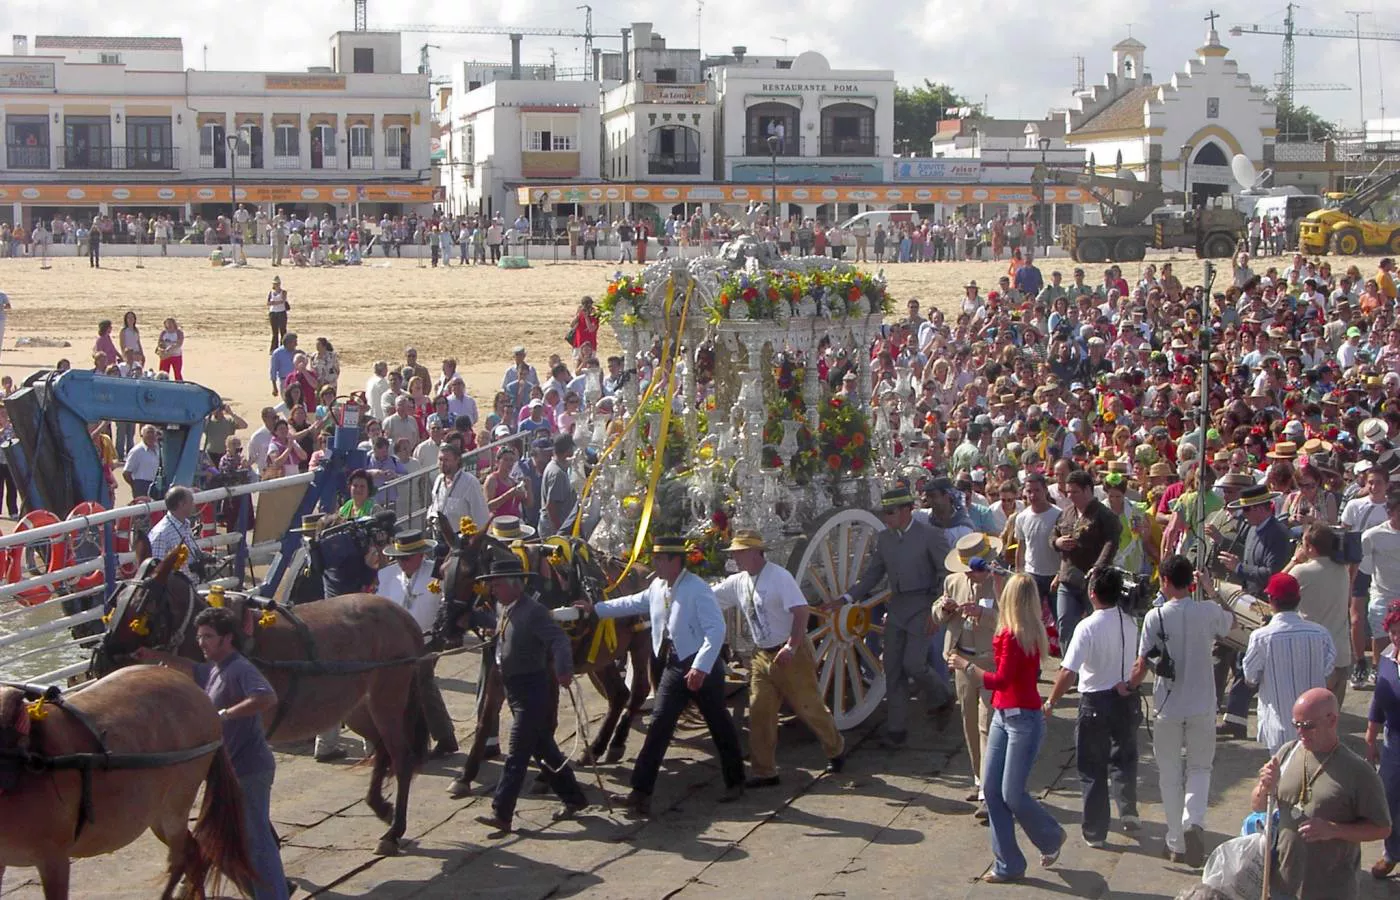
<box><xmin>0</xmin><ymin>250</ymin><xmax>1384</xmax><ymax>454</ymax></box>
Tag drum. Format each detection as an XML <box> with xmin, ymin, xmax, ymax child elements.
<box><xmin>1214</xmin><ymin>581</ymin><xmax>1270</xmax><ymax>653</ymax></box>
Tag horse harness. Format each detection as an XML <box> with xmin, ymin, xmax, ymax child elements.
<box><xmin>0</xmin><ymin>682</ymin><xmax>223</xmax><ymax>840</ymax></box>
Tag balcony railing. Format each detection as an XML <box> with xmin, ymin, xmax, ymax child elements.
<box><xmin>58</xmin><ymin>145</ymin><xmax>179</xmax><ymax>170</ymax></box>
<box><xmin>648</xmin><ymin>155</ymin><xmax>702</xmax><ymax>176</ymax></box>
<box><xmin>5</xmin><ymin>144</ymin><xmax>50</xmax><ymax>169</ymax></box>
<box><xmin>383</xmin><ymin>153</ymin><xmax>412</xmax><ymax>171</ymax></box>
<box><xmin>272</xmin><ymin>154</ymin><xmax>300</xmax><ymax>170</ymax></box>
<box><xmin>349</xmin><ymin>155</ymin><xmax>375</xmax><ymax>170</ymax></box>
<box><xmin>819</xmin><ymin>134</ymin><xmax>877</xmax><ymax>157</ymax></box>
<box><xmin>743</xmin><ymin>134</ymin><xmax>802</xmax><ymax>157</ymax></box>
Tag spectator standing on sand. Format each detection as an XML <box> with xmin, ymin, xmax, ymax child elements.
<box><xmin>156</xmin><ymin>317</ymin><xmax>184</xmax><ymax>381</ymax></box>
<box><xmin>267</xmin><ymin>276</ymin><xmax>290</xmax><ymax>353</ymax></box>
<box><xmin>119</xmin><ymin>310</ymin><xmax>143</xmax><ymax>361</ymax></box>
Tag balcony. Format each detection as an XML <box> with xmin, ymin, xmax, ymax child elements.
<box><xmin>743</xmin><ymin>134</ymin><xmax>803</xmax><ymax>157</ymax></box>
<box><xmin>648</xmin><ymin>154</ymin><xmax>701</xmax><ymax>176</ymax></box>
<box><xmin>383</xmin><ymin>152</ymin><xmax>412</xmax><ymax>171</ymax></box>
<box><xmin>5</xmin><ymin>144</ymin><xmax>50</xmax><ymax>169</ymax></box>
<box><xmin>58</xmin><ymin>145</ymin><xmax>179</xmax><ymax>170</ymax></box>
<box><xmin>272</xmin><ymin>154</ymin><xmax>300</xmax><ymax>170</ymax></box>
<box><xmin>819</xmin><ymin>134</ymin><xmax>878</xmax><ymax>157</ymax></box>
<box><xmin>521</xmin><ymin>150</ymin><xmax>580</xmax><ymax>178</ymax></box>
<box><xmin>349</xmin><ymin>155</ymin><xmax>375</xmax><ymax>170</ymax></box>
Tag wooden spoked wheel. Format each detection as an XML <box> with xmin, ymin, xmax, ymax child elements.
<box><xmin>786</xmin><ymin>507</ymin><xmax>887</xmax><ymax>730</ymax></box>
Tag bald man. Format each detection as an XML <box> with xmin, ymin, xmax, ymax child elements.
<box><xmin>1251</xmin><ymin>688</ymin><xmax>1391</xmax><ymax>899</ymax></box>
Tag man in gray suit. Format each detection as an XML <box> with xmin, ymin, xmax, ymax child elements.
<box><xmin>841</xmin><ymin>485</ymin><xmax>957</xmax><ymax>745</ymax></box>
<box><xmin>473</xmin><ymin>557</ymin><xmax>589</xmax><ymax>836</ymax></box>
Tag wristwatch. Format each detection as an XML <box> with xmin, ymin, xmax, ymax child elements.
<box><xmin>217</xmin><ymin>709</ymin><xmax>229</xmax><ymax>722</ymax></box>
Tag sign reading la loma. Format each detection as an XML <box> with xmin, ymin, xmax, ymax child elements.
<box><xmin>760</xmin><ymin>82</ymin><xmax>861</xmax><ymax>93</ymax></box>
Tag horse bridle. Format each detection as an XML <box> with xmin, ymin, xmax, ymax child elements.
<box><xmin>113</xmin><ymin>575</ymin><xmax>197</xmax><ymax>655</ymax></box>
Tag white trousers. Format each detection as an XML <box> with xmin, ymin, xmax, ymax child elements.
<box><xmin>1152</xmin><ymin>712</ymin><xmax>1217</xmax><ymax>852</ymax></box>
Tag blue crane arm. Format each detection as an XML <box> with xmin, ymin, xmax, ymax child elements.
<box><xmin>3</xmin><ymin>370</ymin><xmax>221</xmax><ymax>513</ymax></box>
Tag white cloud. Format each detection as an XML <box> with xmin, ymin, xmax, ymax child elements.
<box><xmin>15</xmin><ymin>0</ymin><xmax>1397</xmax><ymax>128</ymax></box>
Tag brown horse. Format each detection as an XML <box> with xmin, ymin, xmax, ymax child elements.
<box><xmin>0</xmin><ymin>666</ymin><xmax>253</xmax><ymax>900</ymax></box>
<box><xmin>433</xmin><ymin>527</ymin><xmax>653</xmax><ymax>795</ymax></box>
<box><xmin>92</xmin><ymin>550</ymin><xmax>429</xmax><ymax>857</ymax></box>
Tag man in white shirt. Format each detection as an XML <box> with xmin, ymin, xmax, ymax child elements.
<box><xmin>382</xmin><ymin>396</ymin><xmax>421</xmax><ymax>450</ymax></box>
<box><xmin>1013</xmin><ymin>473</ymin><xmax>1062</xmax><ymax>605</ymax></box>
<box><xmin>427</xmin><ymin>444</ymin><xmax>488</xmax><ymax>538</ymax></box>
<box><xmin>1359</xmin><ymin>485</ymin><xmax>1400</xmax><ymax>685</ymax></box>
<box><xmin>121</xmin><ymin>425</ymin><xmax>161</xmax><ymax>499</ymax></box>
<box><xmin>245</xmin><ymin>407</ymin><xmax>276</xmax><ymax>479</ymax></box>
<box><xmin>365</xmin><ymin>361</ymin><xmax>390</xmax><ymax>416</ymax></box>
<box><xmin>711</xmin><ymin>531</ymin><xmax>844</xmax><ymax>787</ymax></box>
<box><xmin>413</xmin><ymin>421</ymin><xmax>446</xmax><ymax>472</ymax></box>
<box><xmin>1343</xmin><ymin>463</ymin><xmax>1386</xmax><ymax>686</ymax></box>
<box><xmin>1243</xmin><ymin>572</ymin><xmax>1336</xmax><ymax>753</ymax></box>
<box><xmin>445</xmin><ymin>379</ymin><xmax>479</xmax><ymax>426</ymax></box>
<box><xmin>1045</xmin><ymin>568</ymin><xmax>1141</xmax><ymax>847</ymax></box>
<box><xmin>1287</xmin><ymin>525</ymin><xmax>1354</xmax><ymax>704</ymax></box>
<box><xmin>1128</xmin><ymin>555</ymin><xmax>1234</xmax><ymax>867</ymax></box>
<box><xmin>375</xmin><ymin>529</ymin><xmax>457</xmax><ymax>757</ymax></box>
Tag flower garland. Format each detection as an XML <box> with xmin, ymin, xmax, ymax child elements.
<box><xmin>597</xmin><ymin>272</ymin><xmax>648</xmax><ymax>326</ymax></box>
<box><xmin>710</xmin><ymin>266</ymin><xmax>893</xmax><ymax>323</ymax></box>
<box><xmin>760</xmin><ymin>356</ymin><xmax>873</xmax><ymax>480</ymax></box>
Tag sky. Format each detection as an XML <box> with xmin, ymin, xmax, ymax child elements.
<box><xmin>12</xmin><ymin>0</ymin><xmax>1399</xmax><ymax>131</ymax></box>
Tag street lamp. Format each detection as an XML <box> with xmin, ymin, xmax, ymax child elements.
<box><xmin>1179</xmin><ymin>143</ymin><xmax>1192</xmax><ymax>209</ymax></box>
<box><xmin>1037</xmin><ymin>136</ymin><xmax>1052</xmax><ymax>255</ymax></box>
<box><xmin>226</xmin><ymin>132</ymin><xmax>240</xmax><ymax>228</ymax></box>
<box><xmin>766</xmin><ymin>134</ymin><xmax>780</xmax><ymax>243</ymax></box>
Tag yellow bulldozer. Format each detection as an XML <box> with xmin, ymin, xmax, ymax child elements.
<box><xmin>1297</xmin><ymin>165</ymin><xmax>1400</xmax><ymax>256</ymax></box>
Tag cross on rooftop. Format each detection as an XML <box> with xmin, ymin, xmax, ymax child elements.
<box><xmin>1204</xmin><ymin>9</ymin><xmax>1220</xmax><ymax>29</ymax></box>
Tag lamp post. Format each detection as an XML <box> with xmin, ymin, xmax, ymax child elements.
<box><xmin>226</xmin><ymin>132</ymin><xmax>242</xmax><ymax>263</ymax></box>
<box><xmin>767</xmin><ymin>134</ymin><xmax>780</xmax><ymax>241</ymax></box>
<box><xmin>1179</xmin><ymin>143</ymin><xmax>1192</xmax><ymax>210</ymax></box>
<box><xmin>1037</xmin><ymin>136</ymin><xmax>1052</xmax><ymax>255</ymax></box>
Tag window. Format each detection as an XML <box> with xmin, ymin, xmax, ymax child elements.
<box><xmin>5</xmin><ymin>115</ymin><xmax>50</xmax><ymax>169</ymax></box>
<box><xmin>199</xmin><ymin>122</ymin><xmax>226</xmax><ymax>167</ymax></box>
<box><xmin>353</xmin><ymin>47</ymin><xmax>374</xmax><ymax>73</ymax></box>
<box><xmin>274</xmin><ymin>124</ymin><xmax>299</xmax><ymax>157</ymax></box>
<box><xmin>99</xmin><ymin>52</ymin><xmax>122</xmax><ymax>65</ymax></box>
<box><xmin>820</xmin><ymin>102</ymin><xmax>876</xmax><ymax>156</ymax></box>
<box><xmin>648</xmin><ymin>125</ymin><xmax>700</xmax><ymax>175</ymax></box>
<box><xmin>653</xmin><ymin>68</ymin><xmax>677</xmax><ymax>84</ymax></box>
<box><xmin>126</xmin><ymin>116</ymin><xmax>173</xmax><ymax>169</ymax></box>
<box><xmin>64</xmin><ymin>116</ymin><xmax>113</xmax><ymax>168</ymax></box>
<box><xmin>525</xmin><ymin>115</ymin><xmax>577</xmax><ymax>152</ymax></box>
<box><xmin>1206</xmin><ymin>97</ymin><xmax>1220</xmax><ymax>119</ymax></box>
<box><xmin>310</xmin><ymin>123</ymin><xmax>335</xmax><ymax>168</ymax></box>
<box><xmin>386</xmin><ymin>125</ymin><xmax>409</xmax><ymax>167</ymax></box>
<box><xmin>463</xmin><ymin>123</ymin><xmax>474</xmax><ymax>164</ymax></box>
<box><xmin>244</xmin><ymin>125</ymin><xmax>264</xmax><ymax>168</ymax></box>
<box><xmin>349</xmin><ymin>124</ymin><xmax>373</xmax><ymax>157</ymax></box>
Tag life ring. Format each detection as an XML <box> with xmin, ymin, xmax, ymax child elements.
<box><xmin>196</xmin><ymin>502</ymin><xmax>217</xmax><ymax>539</ymax></box>
<box><xmin>62</xmin><ymin>502</ymin><xmax>107</xmax><ymax>594</ymax></box>
<box><xmin>113</xmin><ymin>503</ymin><xmax>141</xmax><ymax>579</ymax></box>
<box><xmin>8</xmin><ymin>509</ymin><xmax>63</xmax><ymax>606</ymax></box>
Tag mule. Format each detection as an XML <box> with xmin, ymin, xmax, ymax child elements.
<box><xmin>0</xmin><ymin>666</ymin><xmax>253</xmax><ymax>900</ymax></box>
<box><xmin>433</xmin><ymin>526</ymin><xmax>653</xmax><ymax>794</ymax></box>
<box><xmin>92</xmin><ymin>550</ymin><xmax>430</xmax><ymax>857</ymax></box>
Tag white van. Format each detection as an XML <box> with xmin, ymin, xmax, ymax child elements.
<box><xmin>836</xmin><ymin>210</ymin><xmax>921</xmax><ymax>233</ymax></box>
<box><xmin>1246</xmin><ymin>193</ymin><xmax>1323</xmax><ymax>230</ymax></box>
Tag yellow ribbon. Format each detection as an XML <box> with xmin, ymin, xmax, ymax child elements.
<box><xmin>586</xmin><ymin>618</ymin><xmax>618</xmax><ymax>664</ymax></box>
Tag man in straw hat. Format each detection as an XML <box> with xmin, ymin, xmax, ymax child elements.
<box><xmin>1217</xmin><ymin>483</ymin><xmax>1294</xmax><ymax>740</ymax></box>
<box><xmin>711</xmin><ymin>530</ymin><xmax>845</xmax><ymax>787</ymax></box>
<box><xmin>473</xmin><ymin>557</ymin><xmax>590</xmax><ymax>836</ymax></box>
<box><xmin>580</xmin><ymin>536</ymin><xmax>745</xmax><ymax>817</ymax></box>
<box><xmin>939</xmin><ymin>532</ymin><xmax>1002</xmax><ymax>816</ymax></box>
<box><xmin>840</xmin><ymin>484</ymin><xmax>957</xmax><ymax>746</ymax></box>
<box><xmin>378</xmin><ymin>529</ymin><xmax>457</xmax><ymax>759</ymax></box>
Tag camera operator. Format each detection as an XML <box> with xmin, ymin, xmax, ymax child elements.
<box><xmin>1044</xmin><ymin>566</ymin><xmax>1140</xmax><ymax>849</ymax></box>
<box><xmin>1128</xmin><ymin>554</ymin><xmax>1234</xmax><ymax>867</ymax></box>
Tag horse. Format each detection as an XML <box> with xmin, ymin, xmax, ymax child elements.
<box><xmin>0</xmin><ymin>666</ymin><xmax>254</xmax><ymax>900</ymax></box>
<box><xmin>432</xmin><ymin>525</ymin><xmax>654</xmax><ymax>795</ymax></box>
<box><xmin>92</xmin><ymin>547</ymin><xmax>430</xmax><ymax>857</ymax></box>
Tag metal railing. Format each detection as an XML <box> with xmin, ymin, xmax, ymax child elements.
<box><xmin>819</xmin><ymin>134</ymin><xmax>877</xmax><ymax>156</ymax></box>
<box><xmin>58</xmin><ymin>145</ymin><xmax>180</xmax><ymax>170</ymax></box>
<box><xmin>349</xmin><ymin>155</ymin><xmax>375</xmax><ymax>170</ymax></box>
<box><xmin>5</xmin><ymin>144</ymin><xmax>50</xmax><ymax>169</ymax></box>
<box><xmin>743</xmin><ymin>134</ymin><xmax>803</xmax><ymax>157</ymax></box>
<box><xmin>648</xmin><ymin>155</ymin><xmax>702</xmax><ymax>175</ymax></box>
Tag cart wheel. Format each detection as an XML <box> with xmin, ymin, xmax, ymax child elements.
<box><xmin>786</xmin><ymin>507</ymin><xmax>887</xmax><ymax>730</ymax></box>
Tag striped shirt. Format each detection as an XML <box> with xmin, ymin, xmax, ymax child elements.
<box><xmin>146</xmin><ymin>513</ymin><xmax>201</xmax><ymax>576</ymax></box>
<box><xmin>1242</xmin><ymin>611</ymin><xmax>1336</xmax><ymax>753</ymax></box>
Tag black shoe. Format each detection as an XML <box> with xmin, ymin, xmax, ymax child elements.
<box><xmin>718</xmin><ymin>784</ymin><xmax>744</xmax><ymax>803</ymax></box>
<box><xmin>624</xmin><ymin>790</ymin><xmax>651</xmax><ymax>819</ymax></box>
<box><xmin>552</xmin><ymin>802</ymin><xmax>587</xmax><ymax>822</ymax></box>
<box><xmin>974</xmin><ymin>803</ymin><xmax>989</xmax><ymax>822</ymax></box>
<box><xmin>824</xmin><ymin>754</ymin><xmax>846</xmax><ymax>774</ymax></box>
<box><xmin>428</xmin><ymin>741</ymin><xmax>459</xmax><ymax>760</ymax></box>
<box><xmin>482</xmin><ymin>744</ymin><xmax>501</xmax><ymax>760</ymax></box>
<box><xmin>1184</xmin><ymin>825</ymin><xmax>1206</xmax><ymax>868</ymax></box>
<box><xmin>744</xmin><ymin>775</ymin><xmax>781</xmax><ymax>789</ymax></box>
<box><xmin>1216</xmin><ymin>722</ymin><xmax>1246</xmax><ymax>740</ymax></box>
<box><xmin>475</xmin><ymin>814</ymin><xmax>512</xmax><ymax>836</ymax></box>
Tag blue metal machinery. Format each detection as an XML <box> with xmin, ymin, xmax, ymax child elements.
<box><xmin>3</xmin><ymin>369</ymin><xmax>222</xmax><ymax>514</ymax></box>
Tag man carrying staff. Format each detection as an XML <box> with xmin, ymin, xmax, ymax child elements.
<box><xmin>473</xmin><ymin>557</ymin><xmax>589</xmax><ymax>836</ymax></box>
<box><xmin>840</xmin><ymin>484</ymin><xmax>957</xmax><ymax>747</ymax></box>
<box><xmin>580</xmin><ymin>536</ymin><xmax>746</xmax><ymax>818</ymax></box>
<box><xmin>712</xmin><ymin>530</ymin><xmax>845</xmax><ymax>788</ymax></box>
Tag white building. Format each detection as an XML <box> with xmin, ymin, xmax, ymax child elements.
<box><xmin>0</xmin><ymin>31</ymin><xmax>432</xmax><ymax>222</ymax></box>
<box><xmin>1063</xmin><ymin>29</ymin><xmax>1275</xmax><ymax>206</ymax></box>
<box><xmin>601</xmin><ymin>23</ymin><xmax>718</xmax><ymax>185</ymax></box>
<box><xmin>441</xmin><ymin>69</ymin><xmax>601</xmax><ymax>222</ymax></box>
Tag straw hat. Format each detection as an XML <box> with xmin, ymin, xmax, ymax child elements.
<box><xmin>1148</xmin><ymin>461</ymin><xmax>1174</xmax><ymax>479</ymax></box>
<box><xmin>1215</xmin><ymin>472</ymin><xmax>1256</xmax><ymax>490</ymax></box>
<box><xmin>944</xmin><ymin>532</ymin><xmax>1004</xmax><ymax>574</ymax></box>
<box><xmin>488</xmin><ymin>516</ymin><xmax>536</xmax><ymax>541</ymax></box>
<box><xmin>1265</xmin><ymin>441</ymin><xmax>1299</xmax><ymax>460</ymax></box>
<box><xmin>1226</xmin><ymin>484</ymin><xmax>1279</xmax><ymax>511</ymax></box>
<box><xmin>722</xmin><ymin>529</ymin><xmax>768</xmax><ymax>552</ymax></box>
<box><xmin>1359</xmin><ymin>418</ymin><xmax>1388</xmax><ymax>444</ymax></box>
<box><xmin>383</xmin><ymin>529</ymin><xmax>438</xmax><ymax>557</ymax></box>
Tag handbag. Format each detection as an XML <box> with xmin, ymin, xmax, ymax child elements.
<box><xmin>565</xmin><ymin>321</ymin><xmax>579</xmax><ymax>346</ymax></box>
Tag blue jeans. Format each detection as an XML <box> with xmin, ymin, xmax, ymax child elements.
<box><xmin>1055</xmin><ymin>581</ymin><xmax>1089</xmax><ymax>652</ymax></box>
<box><xmin>239</xmin><ymin>768</ymin><xmax>289</xmax><ymax>900</ymax></box>
<box><xmin>984</xmin><ymin>709</ymin><xmax>1064</xmax><ymax>878</ymax></box>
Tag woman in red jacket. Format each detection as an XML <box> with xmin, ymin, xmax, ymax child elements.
<box><xmin>951</xmin><ymin>574</ymin><xmax>1066</xmax><ymax>883</ymax></box>
<box><xmin>569</xmin><ymin>296</ymin><xmax>600</xmax><ymax>358</ymax></box>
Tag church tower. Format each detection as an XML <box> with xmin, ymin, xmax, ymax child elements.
<box><xmin>1112</xmin><ymin>37</ymin><xmax>1146</xmax><ymax>82</ymax></box>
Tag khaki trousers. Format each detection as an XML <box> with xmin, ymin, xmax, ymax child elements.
<box><xmin>1326</xmin><ymin>665</ymin><xmax>1349</xmax><ymax>709</ymax></box>
<box><xmin>747</xmin><ymin>640</ymin><xmax>845</xmax><ymax>778</ymax></box>
<box><xmin>953</xmin><ymin>651</ymin><xmax>994</xmax><ymax>784</ymax></box>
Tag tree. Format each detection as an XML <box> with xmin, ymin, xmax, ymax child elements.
<box><xmin>893</xmin><ymin>80</ymin><xmax>978</xmax><ymax>155</ymax></box>
<box><xmin>1272</xmin><ymin>94</ymin><xmax>1337</xmax><ymax>143</ymax></box>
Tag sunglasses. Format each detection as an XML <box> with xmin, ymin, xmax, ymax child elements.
<box><xmin>1292</xmin><ymin>719</ymin><xmax>1319</xmax><ymax>732</ymax></box>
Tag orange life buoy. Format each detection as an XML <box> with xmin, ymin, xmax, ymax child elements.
<box><xmin>8</xmin><ymin>509</ymin><xmax>63</xmax><ymax>606</ymax></box>
<box><xmin>63</xmin><ymin>502</ymin><xmax>107</xmax><ymax>594</ymax></box>
<box><xmin>196</xmin><ymin>502</ymin><xmax>217</xmax><ymax>539</ymax></box>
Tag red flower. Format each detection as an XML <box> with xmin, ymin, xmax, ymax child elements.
<box><xmin>851</xmin><ymin>456</ymin><xmax>865</xmax><ymax>471</ymax></box>
<box><xmin>834</xmin><ymin>435</ymin><xmax>850</xmax><ymax>449</ymax></box>
<box><xmin>848</xmin><ymin>287</ymin><xmax>861</xmax><ymax>301</ymax></box>
<box><xmin>831</xmin><ymin>397</ymin><xmax>843</xmax><ymax>408</ymax></box>
<box><xmin>767</xmin><ymin>287</ymin><xmax>779</xmax><ymax>301</ymax></box>
<box><xmin>712</xmin><ymin>509</ymin><xmax>729</xmax><ymax>530</ymax></box>
<box><xmin>827</xmin><ymin>455</ymin><xmax>842</xmax><ymax>470</ymax></box>
<box><xmin>742</xmin><ymin>287</ymin><xmax>758</xmax><ymax>301</ymax></box>
<box><xmin>720</xmin><ymin>292</ymin><xmax>730</xmax><ymax>305</ymax></box>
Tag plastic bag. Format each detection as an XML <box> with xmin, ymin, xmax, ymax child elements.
<box><xmin>1202</xmin><ymin>832</ymin><xmax>1267</xmax><ymax>900</ymax></box>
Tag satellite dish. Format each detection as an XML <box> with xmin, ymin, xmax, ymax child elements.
<box><xmin>1231</xmin><ymin>154</ymin><xmax>1262</xmax><ymax>190</ymax></box>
